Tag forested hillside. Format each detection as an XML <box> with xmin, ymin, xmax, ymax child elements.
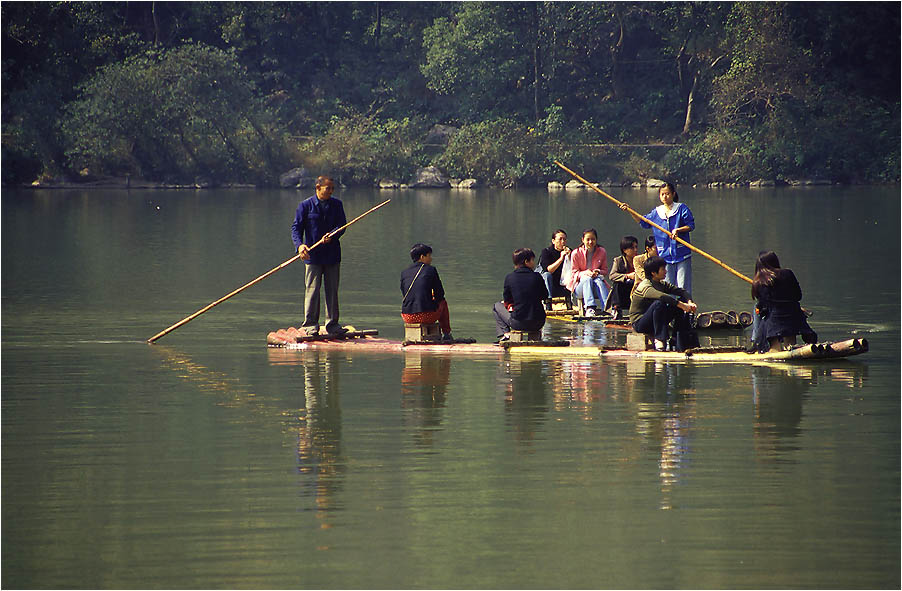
<box><xmin>3</xmin><ymin>2</ymin><xmax>898</xmax><ymax>186</ymax></box>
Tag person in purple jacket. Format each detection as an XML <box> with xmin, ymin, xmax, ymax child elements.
<box><xmin>291</xmin><ymin>176</ymin><xmax>348</xmax><ymax>336</ymax></box>
<box><xmin>621</xmin><ymin>182</ymin><xmax>695</xmax><ymax>296</ymax></box>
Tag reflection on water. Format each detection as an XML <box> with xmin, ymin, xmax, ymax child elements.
<box><xmin>628</xmin><ymin>362</ymin><xmax>698</xmax><ymax>510</ymax></box>
<box><xmin>752</xmin><ymin>362</ymin><xmax>869</xmax><ymax>462</ymax></box>
<box><xmin>400</xmin><ymin>354</ymin><xmax>450</xmax><ymax>447</ymax></box>
<box><xmin>296</xmin><ymin>352</ymin><xmax>345</xmax><ymax>530</ymax></box>
<box><xmin>499</xmin><ymin>359</ymin><xmax>550</xmax><ymax>446</ymax></box>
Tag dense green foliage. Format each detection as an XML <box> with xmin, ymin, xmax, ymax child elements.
<box><xmin>3</xmin><ymin>2</ymin><xmax>898</xmax><ymax>186</ymax></box>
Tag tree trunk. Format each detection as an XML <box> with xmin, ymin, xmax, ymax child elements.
<box><xmin>532</xmin><ymin>3</ymin><xmax>541</xmax><ymax>123</ymax></box>
<box><xmin>374</xmin><ymin>3</ymin><xmax>381</xmax><ymax>49</ymax></box>
<box><xmin>610</xmin><ymin>7</ymin><xmax>625</xmax><ymax>99</ymax></box>
<box><xmin>151</xmin><ymin>1</ymin><xmax>160</xmax><ymax>46</ymax></box>
<box><xmin>682</xmin><ymin>72</ymin><xmax>698</xmax><ymax>136</ymax></box>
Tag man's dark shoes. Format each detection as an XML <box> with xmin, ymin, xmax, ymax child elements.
<box><xmin>326</xmin><ymin>326</ymin><xmax>349</xmax><ymax>336</ymax></box>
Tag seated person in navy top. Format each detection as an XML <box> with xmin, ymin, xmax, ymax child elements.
<box><xmin>400</xmin><ymin>243</ymin><xmax>453</xmax><ymax>341</ymax></box>
<box><xmin>493</xmin><ymin>248</ymin><xmax>549</xmax><ymax>341</ymax></box>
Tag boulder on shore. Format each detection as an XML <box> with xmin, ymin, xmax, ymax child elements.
<box><xmin>646</xmin><ymin>178</ymin><xmax>667</xmax><ymax>188</ymax></box>
<box><xmin>424</xmin><ymin>124</ymin><xmax>459</xmax><ymax>146</ymax></box>
<box><xmin>565</xmin><ymin>180</ymin><xmax>585</xmax><ymax>190</ymax></box>
<box><xmin>548</xmin><ymin>181</ymin><xmax>564</xmax><ymax>190</ymax></box>
<box><xmin>456</xmin><ymin>178</ymin><xmax>478</xmax><ymax>189</ymax></box>
<box><xmin>409</xmin><ymin>166</ymin><xmax>450</xmax><ymax>188</ymax></box>
<box><xmin>280</xmin><ymin>167</ymin><xmax>314</xmax><ymax>189</ymax></box>
<box><xmin>379</xmin><ymin>179</ymin><xmax>400</xmax><ymax>189</ymax></box>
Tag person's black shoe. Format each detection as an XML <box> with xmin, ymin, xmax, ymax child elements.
<box><xmin>326</xmin><ymin>326</ymin><xmax>349</xmax><ymax>336</ymax></box>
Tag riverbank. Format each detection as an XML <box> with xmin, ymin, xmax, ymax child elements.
<box><xmin>14</xmin><ymin>175</ymin><xmax>894</xmax><ymax>190</ymax></box>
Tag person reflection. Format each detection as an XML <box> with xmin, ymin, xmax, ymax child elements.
<box><xmin>400</xmin><ymin>354</ymin><xmax>451</xmax><ymax>447</ymax></box>
<box><xmin>297</xmin><ymin>351</ymin><xmax>345</xmax><ymax>527</ymax></box>
<box><xmin>548</xmin><ymin>360</ymin><xmax>612</xmax><ymax>407</ymax></box>
<box><xmin>628</xmin><ymin>361</ymin><xmax>697</xmax><ymax>510</ymax></box>
<box><xmin>500</xmin><ymin>359</ymin><xmax>549</xmax><ymax>446</ymax></box>
<box><xmin>751</xmin><ymin>365</ymin><xmax>811</xmax><ymax>461</ymax></box>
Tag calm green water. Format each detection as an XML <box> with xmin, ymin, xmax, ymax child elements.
<box><xmin>3</xmin><ymin>185</ymin><xmax>899</xmax><ymax>589</ymax></box>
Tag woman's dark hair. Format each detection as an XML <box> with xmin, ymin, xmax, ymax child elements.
<box><xmin>662</xmin><ymin>181</ymin><xmax>679</xmax><ymax>202</ymax></box>
<box><xmin>643</xmin><ymin>255</ymin><xmax>668</xmax><ymax>277</ymax></box>
<box><xmin>620</xmin><ymin>235</ymin><xmax>639</xmax><ymax>255</ymax></box>
<box><xmin>644</xmin><ymin>235</ymin><xmax>657</xmax><ymax>250</ymax></box>
<box><xmin>410</xmin><ymin>243</ymin><xmax>433</xmax><ymax>261</ymax></box>
<box><xmin>512</xmin><ymin>248</ymin><xmax>535</xmax><ymax>267</ymax></box>
<box><xmin>551</xmin><ymin>229</ymin><xmax>567</xmax><ymax>241</ymax></box>
<box><xmin>751</xmin><ymin>250</ymin><xmax>781</xmax><ymax>299</ymax></box>
<box><xmin>582</xmin><ymin>228</ymin><xmax>598</xmax><ymax>240</ymax></box>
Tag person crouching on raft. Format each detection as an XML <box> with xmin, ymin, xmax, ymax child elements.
<box><xmin>565</xmin><ymin>228</ymin><xmax>610</xmax><ymax>317</ymax></box>
<box><xmin>493</xmin><ymin>248</ymin><xmax>548</xmax><ymax>341</ymax></box>
<box><xmin>750</xmin><ymin>250</ymin><xmax>817</xmax><ymax>353</ymax></box>
<box><xmin>621</xmin><ymin>182</ymin><xmax>695</xmax><ymax>296</ymax></box>
<box><xmin>629</xmin><ymin>255</ymin><xmax>698</xmax><ymax>351</ymax></box>
<box><xmin>401</xmin><ymin>243</ymin><xmax>453</xmax><ymax>342</ymax></box>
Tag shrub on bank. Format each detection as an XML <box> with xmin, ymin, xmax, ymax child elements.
<box><xmin>298</xmin><ymin>112</ymin><xmax>428</xmax><ymax>185</ymax></box>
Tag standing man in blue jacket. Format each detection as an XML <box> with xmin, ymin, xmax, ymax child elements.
<box><xmin>291</xmin><ymin>176</ymin><xmax>348</xmax><ymax>336</ymax></box>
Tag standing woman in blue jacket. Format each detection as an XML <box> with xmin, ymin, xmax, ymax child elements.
<box><xmin>291</xmin><ymin>176</ymin><xmax>348</xmax><ymax>336</ymax></box>
<box><xmin>621</xmin><ymin>182</ymin><xmax>695</xmax><ymax>296</ymax></box>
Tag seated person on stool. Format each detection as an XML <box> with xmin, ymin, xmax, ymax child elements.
<box><xmin>629</xmin><ymin>255</ymin><xmax>697</xmax><ymax>351</ymax></box>
<box><xmin>493</xmin><ymin>248</ymin><xmax>548</xmax><ymax>341</ymax></box>
<box><xmin>401</xmin><ymin>243</ymin><xmax>453</xmax><ymax>341</ymax></box>
<box><xmin>605</xmin><ymin>235</ymin><xmax>639</xmax><ymax>319</ymax></box>
<box><xmin>538</xmin><ymin>229</ymin><xmax>572</xmax><ymax>310</ymax></box>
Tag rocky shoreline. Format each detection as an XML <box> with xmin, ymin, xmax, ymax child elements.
<box><xmin>16</xmin><ymin>168</ymin><xmax>876</xmax><ymax>191</ymax></box>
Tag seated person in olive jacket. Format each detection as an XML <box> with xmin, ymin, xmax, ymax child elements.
<box><xmin>629</xmin><ymin>255</ymin><xmax>697</xmax><ymax>351</ymax></box>
<box><xmin>401</xmin><ymin>243</ymin><xmax>453</xmax><ymax>341</ymax></box>
<box><xmin>493</xmin><ymin>248</ymin><xmax>549</xmax><ymax>341</ymax></box>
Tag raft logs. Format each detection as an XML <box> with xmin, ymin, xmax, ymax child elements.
<box><xmin>695</xmin><ymin>310</ymin><xmax>753</xmax><ymax>329</ymax></box>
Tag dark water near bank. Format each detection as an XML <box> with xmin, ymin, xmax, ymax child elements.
<box><xmin>3</xmin><ymin>185</ymin><xmax>899</xmax><ymax>588</ymax></box>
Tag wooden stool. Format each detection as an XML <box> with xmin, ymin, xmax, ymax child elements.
<box><xmin>405</xmin><ymin>322</ymin><xmax>440</xmax><ymax>342</ymax></box>
<box><xmin>626</xmin><ymin>332</ymin><xmax>653</xmax><ymax>351</ymax></box>
<box><xmin>509</xmin><ymin>330</ymin><xmax>541</xmax><ymax>343</ymax></box>
<box><xmin>550</xmin><ymin>296</ymin><xmax>571</xmax><ymax>312</ymax></box>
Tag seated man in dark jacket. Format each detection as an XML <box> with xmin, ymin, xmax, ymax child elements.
<box><xmin>401</xmin><ymin>243</ymin><xmax>453</xmax><ymax>341</ymax></box>
<box><xmin>493</xmin><ymin>248</ymin><xmax>549</xmax><ymax>341</ymax></box>
<box><xmin>629</xmin><ymin>255</ymin><xmax>697</xmax><ymax>351</ymax></box>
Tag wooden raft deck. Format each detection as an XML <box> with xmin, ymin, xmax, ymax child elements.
<box><xmin>266</xmin><ymin>327</ymin><xmax>868</xmax><ymax>363</ymax></box>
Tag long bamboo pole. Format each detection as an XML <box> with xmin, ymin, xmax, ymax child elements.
<box><xmin>554</xmin><ymin>161</ymin><xmax>752</xmax><ymax>284</ymax></box>
<box><xmin>147</xmin><ymin>198</ymin><xmax>392</xmax><ymax>343</ymax></box>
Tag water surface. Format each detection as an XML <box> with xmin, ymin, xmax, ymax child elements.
<box><xmin>3</xmin><ymin>185</ymin><xmax>899</xmax><ymax>588</ymax></box>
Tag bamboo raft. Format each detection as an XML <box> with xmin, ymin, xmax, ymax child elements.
<box><xmin>266</xmin><ymin>327</ymin><xmax>868</xmax><ymax>363</ymax></box>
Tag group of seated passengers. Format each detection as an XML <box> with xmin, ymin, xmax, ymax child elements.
<box><xmin>539</xmin><ymin>229</ymin><xmax>659</xmax><ymax>320</ymax></box>
<box><xmin>401</xmin><ymin>240</ymin><xmax>812</xmax><ymax>353</ymax></box>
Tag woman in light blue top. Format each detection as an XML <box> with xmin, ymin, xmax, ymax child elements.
<box><xmin>621</xmin><ymin>182</ymin><xmax>695</xmax><ymax>296</ymax></box>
